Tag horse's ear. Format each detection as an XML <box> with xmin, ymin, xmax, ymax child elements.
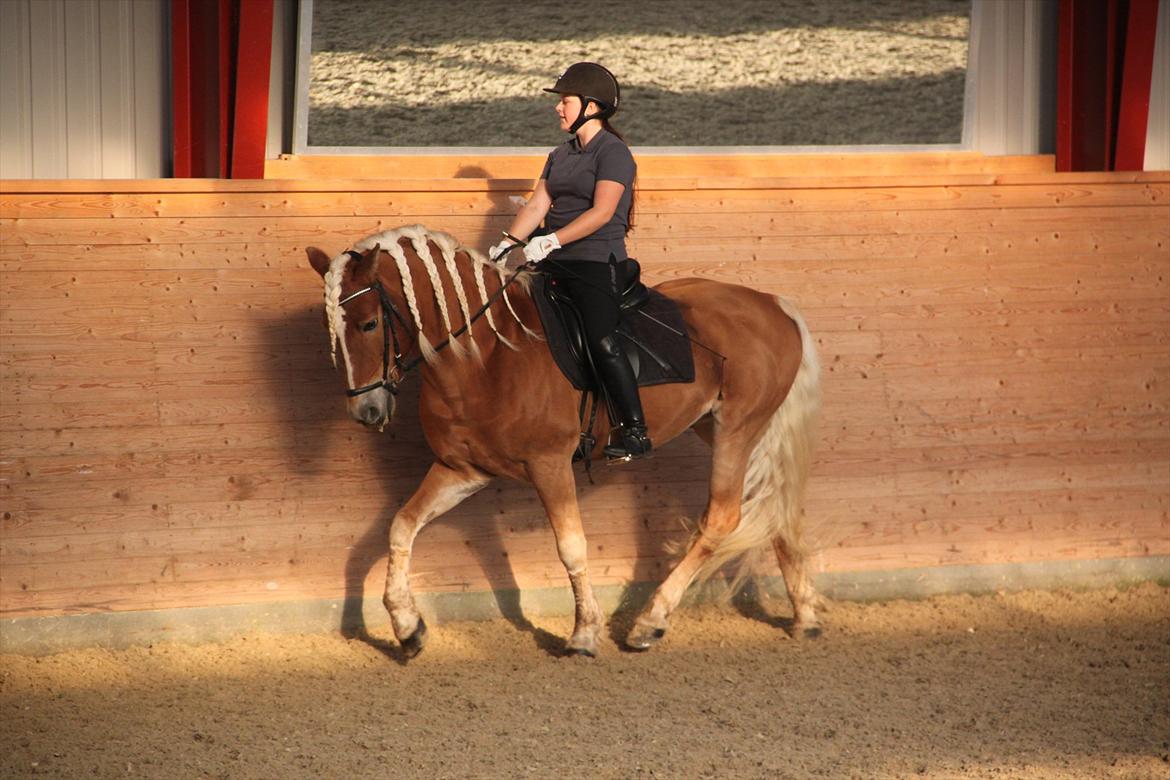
<box><xmin>355</xmin><ymin>243</ymin><xmax>380</xmax><ymax>279</ymax></box>
<box><xmin>306</xmin><ymin>246</ymin><xmax>332</xmax><ymax>277</ymax></box>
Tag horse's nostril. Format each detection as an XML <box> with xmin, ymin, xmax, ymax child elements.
<box><xmin>362</xmin><ymin>405</ymin><xmax>382</xmax><ymax>425</ymax></box>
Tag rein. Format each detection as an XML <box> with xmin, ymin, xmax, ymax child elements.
<box><xmin>338</xmin><ymin>246</ymin><xmax>528</xmax><ymax>398</ymax></box>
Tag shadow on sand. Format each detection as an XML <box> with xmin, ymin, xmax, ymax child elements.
<box><xmin>308</xmin><ymin>72</ymin><xmax>965</xmax><ymax>147</ymax></box>
<box><xmin>311</xmin><ymin>0</ymin><xmax>971</xmax><ymax>50</ymax></box>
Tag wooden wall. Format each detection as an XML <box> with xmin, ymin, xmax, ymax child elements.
<box><xmin>2</xmin><ymin>162</ymin><xmax>1168</xmax><ymax>619</ymax></box>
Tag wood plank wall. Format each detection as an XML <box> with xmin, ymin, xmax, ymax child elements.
<box><xmin>264</xmin><ymin>151</ymin><xmax>1057</xmax><ymax>180</ymax></box>
<box><xmin>2</xmin><ymin>163</ymin><xmax>1168</xmax><ymax>619</ymax></box>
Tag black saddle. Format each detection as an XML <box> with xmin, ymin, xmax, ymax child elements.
<box><xmin>531</xmin><ymin>259</ymin><xmax>696</xmax><ymax>392</ymax></box>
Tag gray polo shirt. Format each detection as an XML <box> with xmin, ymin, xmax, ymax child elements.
<box><xmin>540</xmin><ymin>129</ymin><xmax>636</xmax><ymax>263</ymax></box>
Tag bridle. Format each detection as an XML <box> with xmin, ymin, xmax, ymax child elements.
<box><xmin>336</xmin><ymin>242</ymin><xmax>527</xmax><ymax>398</ymax></box>
<box><xmin>336</xmin><ymin>250</ymin><xmax>416</xmax><ymax>397</ymax></box>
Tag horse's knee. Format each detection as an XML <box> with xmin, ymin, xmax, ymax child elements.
<box><xmin>388</xmin><ymin>514</ymin><xmax>423</xmax><ymax>549</ymax></box>
<box><xmin>555</xmin><ymin>531</ymin><xmax>589</xmax><ymax>573</ymax></box>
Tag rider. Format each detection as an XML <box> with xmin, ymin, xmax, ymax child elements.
<box><xmin>492</xmin><ymin>62</ymin><xmax>651</xmax><ymax>461</ymax></box>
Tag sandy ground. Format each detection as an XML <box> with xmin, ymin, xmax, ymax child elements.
<box><xmin>2</xmin><ymin>584</ymin><xmax>1168</xmax><ymax>779</ymax></box>
<box><xmin>308</xmin><ymin>0</ymin><xmax>969</xmax><ymax>147</ymax></box>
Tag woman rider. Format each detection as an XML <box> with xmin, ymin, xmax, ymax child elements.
<box><xmin>492</xmin><ymin>62</ymin><xmax>650</xmax><ymax>461</ymax></box>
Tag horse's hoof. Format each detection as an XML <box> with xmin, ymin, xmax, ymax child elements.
<box><xmin>564</xmin><ymin>645</ymin><xmax>596</xmax><ymax>659</ymax></box>
<box><xmin>400</xmin><ymin>618</ymin><xmax>427</xmax><ymax>658</ymax></box>
<box><xmin>797</xmin><ymin>625</ymin><xmax>822</xmax><ymax>640</ymax></box>
<box><xmin>626</xmin><ymin>623</ymin><xmax>667</xmax><ymax>651</ymax></box>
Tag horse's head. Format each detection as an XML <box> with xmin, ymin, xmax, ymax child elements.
<box><xmin>307</xmin><ymin>243</ymin><xmax>416</xmax><ymax>430</ymax></box>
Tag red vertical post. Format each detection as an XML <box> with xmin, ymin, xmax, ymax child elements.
<box><xmin>171</xmin><ymin>0</ymin><xmax>193</xmax><ymax>177</ymax></box>
<box><xmin>1103</xmin><ymin>0</ymin><xmax>1120</xmax><ymax>168</ymax></box>
<box><xmin>194</xmin><ymin>0</ymin><xmax>223</xmax><ymax>177</ymax></box>
<box><xmin>172</xmin><ymin>0</ymin><xmax>272</xmax><ymax>178</ymax></box>
<box><xmin>1057</xmin><ymin>0</ymin><xmax>1074</xmax><ymax>171</ymax></box>
<box><xmin>1058</xmin><ymin>0</ymin><xmax>1160</xmax><ymax>172</ymax></box>
<box><xmin>171</xmin><ymin>0</ymin><xmax>227</xmax><ymax>177</ymax></box>
<box><xmin>1057</xmin><ymin>0</ymin><xmax>1116</xmax><ymax>171</ymax></box>
<box><xmin>1114</xmin><ymin>0</ymin><xmax>1160</xmax><ymax>170</ymax></box>
<box><xmin>217</xmin><ymin>0</ymin><xmax>234</xmax><ymax>178</ymax></box>
<box><xmin>230</xmin><ymin>0</ymin><xmax>274</xmax><ymax>179</ymax></box>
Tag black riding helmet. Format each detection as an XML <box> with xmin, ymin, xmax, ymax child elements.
<box><xmin>543</xmin><ymin>62</ymin><xmax>620</xmax><ymax>134</ymax></box>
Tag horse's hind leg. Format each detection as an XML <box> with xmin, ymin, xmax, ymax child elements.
<box><xmin>627</xmin><ymin>432</ymin><xmax>751</xmax><ymax>650</ymax></box>
<box><xmin>384</xmin><ymin>461</ymin><xmax>489</xmax><ymax>657</ymax></box>
<box><xmin>528</xmin><ymin>458</ymin><xmax>603</xmax><ymax>656</ymax></box>
<box><xmin>773</xmin><ymin>533</ymin><xmax>821</xmax><ymax>638</ymax></box>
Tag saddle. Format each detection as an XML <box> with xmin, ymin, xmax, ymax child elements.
<box><xmin>531</xmin><ymin>259</ymin><xmax>696</xmax><ymax>392</ymax></box>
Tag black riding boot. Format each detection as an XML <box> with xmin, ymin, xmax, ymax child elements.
<box><xmin>593</xmin><ymin>333</ymin><xmax>653</xmax><ymax>461</ymax></box>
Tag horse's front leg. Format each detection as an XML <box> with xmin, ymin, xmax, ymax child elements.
<box><xmin>528</xmin><ymin>458</ymin><xmax>603</xmax><ymax>657</ymax></box>
<box><xmin>384</xmin><ymin>461</ymin><xmax>489</xmax><ymax>657</ymax></box>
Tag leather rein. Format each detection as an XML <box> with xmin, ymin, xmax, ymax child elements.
<box><xmin>337</xmin><ymin>245</ymin><xmax>527</xmax><ymax>398</ymax></box>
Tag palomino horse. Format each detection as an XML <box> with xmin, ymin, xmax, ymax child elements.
<box><xmin>307</xmin><ymin>224</ymin><xmax>821</xmax><ymax>657</ymax></box>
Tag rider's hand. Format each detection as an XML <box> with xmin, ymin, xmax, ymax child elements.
<box><xmin>489</xmin><ymin>239</ymin><xmax>519</xmax><ymax>263</ymax></box>
<box><xmin>523</xmin><ymin>233</ymin><xmax>561</xmax><ymax>263</ymax></box>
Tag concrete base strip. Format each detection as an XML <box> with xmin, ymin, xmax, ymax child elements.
<box><xmin>2</xmin><ymin>556</ymin><xmax>1167</xmax><ymax>655</ymax></box>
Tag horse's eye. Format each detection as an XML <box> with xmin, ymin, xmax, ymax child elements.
<box><xmin>361</xmin><ymin>319</ymin><xmax>378</xmax><ymax>332</ymax></box>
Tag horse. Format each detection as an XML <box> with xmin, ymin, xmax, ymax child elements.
<box><xmin>306</xmin><ymin>224</ymin><xmax>822</xmax><ymax>658</ymax></box>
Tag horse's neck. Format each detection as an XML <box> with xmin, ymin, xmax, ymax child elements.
<box><xmin>397</xmin><ymin>255</ymin><xmax>539</xmax><ymax>373</ymax></box>
<box><xmin>408</xmin><ymin>263</ymin><xmax>533</xmax><ymax>418</ymax></box>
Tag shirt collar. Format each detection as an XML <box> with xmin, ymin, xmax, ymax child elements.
<box><xmin>569</xmin><ymin>128</ymin><xmax>608</xmax><ymax>155</ymax></box>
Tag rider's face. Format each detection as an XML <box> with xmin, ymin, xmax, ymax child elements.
<box><xmin>555</xmin><ymin>94</ymin><xmax>582</xmax><ymax>132</ymax></box>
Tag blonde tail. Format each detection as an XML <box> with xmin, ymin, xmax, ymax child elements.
<box><xmin>694</xmin><ymin>297</ymin><xmax>821</xmax><ymax>589</ymax></box>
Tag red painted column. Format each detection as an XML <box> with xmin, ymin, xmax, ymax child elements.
<box><xmin>171</xmin><ymin>0</ymin><xmax>227</xmax><ymax>177</ymax></box>
<box><xmin>1057</xmin><ymin>0</ymin><xmax>1160</xmax><ymax>172</ymax></box>
<box><xmin>1114</xmin><ymin>0</ymin><xmax>1160</xmax><ymax>170</ymax></box>
<box><xmin>171</xmin><ymin>0</ymin><xmax>273</xmax><ymax>178</ymax></box>
<box><xmin>230</xmin><ymin>0</ymin><xmax>274</xmax><ymax>179</ymax></box>
<box><xmin>216</xmin><ymin>0</ymin><xmax>234</xmax><ymax>178</ymax></box>
<box><xmin>171</xmin><ymin>0</ymin><xmax>194</xmax><ymax>177</ymax></box>
<box><xmin>1057</xmin><ymin>0</ymin><xmax>1117</xmax><ymax>171</ymax></box>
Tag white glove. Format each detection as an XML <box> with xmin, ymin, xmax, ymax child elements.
<box><xmin>488</xmin><ymin>239</ymin><xmax>518</xmax><ymax>263</ymax></box>
<box><xmin>523</xmin><ymin>233</ymin><xmax>561</xmax><ymax>263</ymax></box>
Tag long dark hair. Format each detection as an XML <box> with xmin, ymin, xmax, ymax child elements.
<box><xmin>601</xmin><ymin>118</ymin><xmax>636</xmax><ymax>234</ymax></box>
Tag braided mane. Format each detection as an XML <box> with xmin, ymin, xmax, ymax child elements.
<box><xmin>322</xmin><ymin>225</ymin><xmax>538</xmax><ymax>369</ymax></box>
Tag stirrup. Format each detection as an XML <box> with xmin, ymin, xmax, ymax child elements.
<box><xmin>604</xmin><ymin>425</ymin><xmax>652</xmax><ymax>463</ymax></box>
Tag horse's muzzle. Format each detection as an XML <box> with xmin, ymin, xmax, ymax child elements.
<box><xmin>350</xmin><ymin>389</ymin><xmax>393</xmax><ymax>430</ymax></box>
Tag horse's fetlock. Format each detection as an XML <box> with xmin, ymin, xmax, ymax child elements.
<box><xmin>390</xmin><ymin>610</ymin><xmax>420</xmax><ymax>641</ymax></box>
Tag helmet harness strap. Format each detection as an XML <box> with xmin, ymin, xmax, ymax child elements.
<box><xmin>568</xmin><ymin>96</ymin><xmax>614</xmax><ymax>134</ymax></box>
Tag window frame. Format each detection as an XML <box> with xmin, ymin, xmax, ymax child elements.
<box><xmin>289</xmin><ymin>0</ymin><xmax>1049</xmax><ymax>159</ymax></box>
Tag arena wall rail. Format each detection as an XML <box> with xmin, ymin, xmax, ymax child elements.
<box><xmin>2</xmin><ymin>161</ymin><xmax>1167</xmax><ymax>650</ymax></box>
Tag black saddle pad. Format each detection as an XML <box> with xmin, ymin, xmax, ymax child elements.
<box><xmin>531</xmin><ymin>273</ymin><xmax>696</xmax><ymax>392</ymax></box>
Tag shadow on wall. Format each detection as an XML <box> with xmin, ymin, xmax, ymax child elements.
<box><xmin>255</xmin><ymin>191</ymin><xmax>564</xmax><ymax>654</ymax></box>
<box><xmin>252</xmin><ymin>275</ymin><xmax>426</xmax><ymax>650</ymax></box>
<box><xmin>308</xmin><ymin>71</ymin><xmax>967</xmax><ymax>147</ymax></box>
<box><xmin>255</xmin><ymin>306</ymin><xmax>430</xmax><ymax>627</ymax></box>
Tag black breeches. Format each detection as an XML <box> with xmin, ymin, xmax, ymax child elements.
<box><xmin>550</xmin><ymin>259</ymin><xmax>623</xmax><ymax>348</ymax></box>
<box><xmin>548</xmin><ymin>257</ymin><xmax>647</xmax><ymax>433</ymax></box>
